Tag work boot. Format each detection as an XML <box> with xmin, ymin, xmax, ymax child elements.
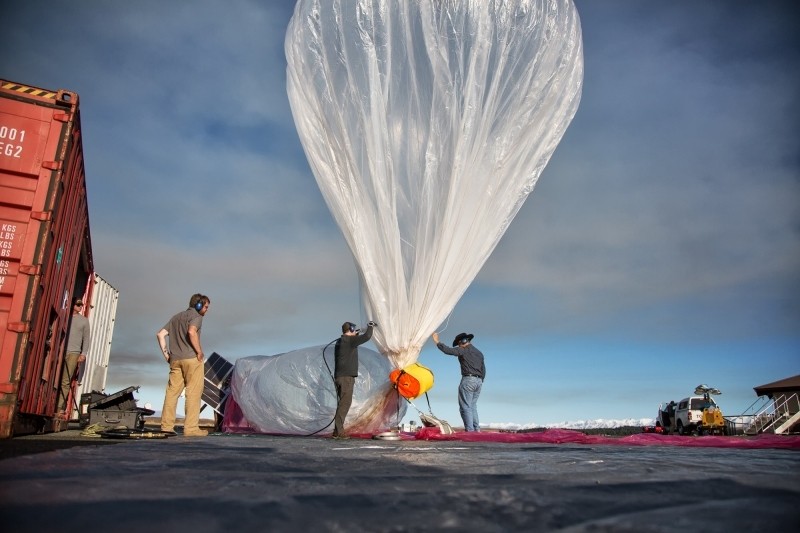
<box><xmin>183</xmin><ymin>429</ymin><xmax>208</xmax><ymax>437</ymax></box>
<box><xmin>332</xmin><ymin>434</ymin><xmax>350</xmax><ymax>440</ymax></box>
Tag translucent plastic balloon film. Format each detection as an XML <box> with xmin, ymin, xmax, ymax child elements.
<box><xmin>286</xmin><ymin>0</ymin><xmax>583</xmax><ymax>367</ymax></box>
<box><xmin>230</xmin><ymin>346</ymin><xmax>406</xmax><ymax>435</ymax></box>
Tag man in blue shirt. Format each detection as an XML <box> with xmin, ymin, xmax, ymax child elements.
<box><xmin>432</xmin><ymin>331</ymin><xmax>485</xmax><ymax>432</ymax></box>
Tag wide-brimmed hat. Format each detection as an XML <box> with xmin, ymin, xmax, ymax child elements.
<box><xmin>452</xmin><ymin>332</ymin><xmax>474</xmax><ymax>347</ymax></box>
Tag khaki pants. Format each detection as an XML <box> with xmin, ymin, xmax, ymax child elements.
<box><xmin>57</xmin><ymin>352</ymin><xmax>81</xmax><ymax>412</ymax></box>
<box><xmin>161</xmin><ymin>358</ymin><xmax>204</xmax><ymax>432</ymax></box>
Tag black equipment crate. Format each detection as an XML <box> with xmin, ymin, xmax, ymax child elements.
<box><xmin>84</xmin><ymin>386</ymin><xmax>154</xmax><ymax>430</ymax></box>
<box><xmin>79</xmin><ymin>391</ymin><xmax>107</xmax><ymax>427</ymax></box>
<box><xmin>89</xmin><ymin>409</ymin><xmax>148</xmax><ymax>429</ymax></box>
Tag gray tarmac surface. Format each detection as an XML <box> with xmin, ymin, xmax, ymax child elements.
<box><xmin>1</xmin><ymin>430</ymin><xmax>799</xmax><ymax>532</ymax></box>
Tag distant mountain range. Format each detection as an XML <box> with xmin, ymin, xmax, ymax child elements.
<box><xmin>487</xmin><ymin>418</ymin><xmax>656</xmax><ymax>431</ymax></box>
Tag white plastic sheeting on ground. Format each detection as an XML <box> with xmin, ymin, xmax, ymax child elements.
<box><xmin>286</xmin><ymin>0</ymin><xmax>584</xmax><ymax>368</ymax></box>
<box><xmin>228</xmin><ymin>346</ymin><xmax>406</xmax><ymax>435</ymax></box>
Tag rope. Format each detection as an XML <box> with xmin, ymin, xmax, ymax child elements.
<box><xmin>301</xmin><ymin>338</ymin><xmax>340</xmax><ymax>437</ymax></box>
<box><xmin>437</xmin><ymin>311</ymin><xmax>454</xmax><ymax>336</ymax></box>
<box><xmin>98</xmin><ymin>427</ymin><xmax>170</xmax><ymax>439</ymax></box>
<box><xmin>80</xmin><ymin>423</ymin><xmax>111</xmax><ymax>437</ymax></box>
<box><xmin>403</xmin><ymin>396</ymin><xmax>426</xmax><ymax>417</ymax></box>
<box><xmin>403</xmin><ymin>395</ymin><xmax>454</xmax><ymax>434</ymax></box>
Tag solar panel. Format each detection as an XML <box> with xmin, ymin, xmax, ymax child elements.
<box><xmin>202</xmin><ymin>352</ymin><xmax>233</xmax><ymax>414</ymax></box>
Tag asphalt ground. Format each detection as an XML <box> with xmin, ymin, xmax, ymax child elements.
<box><xmin>0</xmin><ymin>428</ymin><xmax>122</xmax><ymax>460</ymax></box>
<box><xmin>0</xmin><ymin>421</ymin><xmax>208</xmax><ymax>460</ymax></box>
<box><xmin>1</xmin><ymin>429</ymin><xmax>799</xmax><ymax>532</ymax></box>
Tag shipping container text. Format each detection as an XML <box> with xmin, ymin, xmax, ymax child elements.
<box><xmin>0</xmin><ymin>126</ymin><xmax>26</xmax><ymax>159</ymax></box>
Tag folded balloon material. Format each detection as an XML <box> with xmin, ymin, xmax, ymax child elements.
<box><xmin>227</xmin><ymin>346</ymin><xmax>406</xmax><ymax>435</ymax></box>
<box><xmin>286</xmin><ymin>0</ymin><xmax>584</xmax><ymax>369</ymax></box>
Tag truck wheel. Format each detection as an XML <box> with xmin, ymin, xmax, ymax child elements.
<box><xmin>677</xmin><ymin>421</ymin><xmax>685</xmax><ymax>435</ymax></box>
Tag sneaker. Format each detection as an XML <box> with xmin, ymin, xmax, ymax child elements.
<box><xmin>183</xmin><ymin>429</ymin><xmax>209</xmax><ymax>437</ymax></box>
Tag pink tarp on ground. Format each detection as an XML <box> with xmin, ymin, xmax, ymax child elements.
<box><xmin>225</xmin><ymin>395</ymin><xmax>800</xmax><ymax>449</ymax></box>
<box><xmin>410</xmin><ymin>427</ymin><xmax>800</xmax><ymax>450</ymax></box>
<box><xmin>222</xmin><ymin>396</ymin><xmax>256</xmax><ymax>433</ymax></box>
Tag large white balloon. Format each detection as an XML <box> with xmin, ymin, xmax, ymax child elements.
<box><xmin>230</xmin><ymin>346</ymin><xmax>404</xmax><ymax>435</ymax></box>
<box><xmin>286</xmin><ymin>0</ymin><xmax>583</xmax><ymax>368</ymax></box>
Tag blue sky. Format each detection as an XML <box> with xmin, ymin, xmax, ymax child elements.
<box><xmin>3</xmin><ymin>1</ymin><xmax>798</xmax><ymax>427</ymax></box>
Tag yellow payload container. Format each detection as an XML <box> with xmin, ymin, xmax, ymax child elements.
<box><xmin>700</xmin><ymin>405</ymin><xmax>726</xmax><ymax>435</ymax></box>
<box><xmin>389</xmin><ymin>363</ymin><xmax>434</xmax><ymax>400</ymax></box>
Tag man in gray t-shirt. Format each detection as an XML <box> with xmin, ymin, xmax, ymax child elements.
<box><xmin>157</xmin><ymin>293</ymin><xmax>211</xmax><ymax>437</ymax></box>
<box><xmin>58</xmin><ymin>298</ymin><xmax>91</xmax><ymax>413</ymax></box>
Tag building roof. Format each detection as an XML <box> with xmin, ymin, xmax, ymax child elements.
<box><xmin>753</xmin><ymin>374</ymin><xmax>800</xmax><ymax>397</ymax></box>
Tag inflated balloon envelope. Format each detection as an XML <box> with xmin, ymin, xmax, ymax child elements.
<box><xmin>286</xmin><ymin>0</ymin><xmax>584</xmax><ymax>369</ymax></box>
<box><xmin>226</xmin><ymin>0</ymin><xmax>583</xmax><ymax>434</ymax></box>
<box><xmin>260</xmin><ymin>0</ymin><xmax>584</xmax><ymax>434</ymax></box>
<box><xmin>228</xmin><ymin>346</ymin><xmax>406</xmax><ymax>435</ymax></box>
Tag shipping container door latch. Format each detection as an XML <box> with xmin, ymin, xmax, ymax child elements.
<box><xmin>19</xmin><ymin>265</ymin><xmax>40</xmax><ymax>276</ymax></box>
<box><xmin>8</xmin><ymin>322</ymin><xmax>30</xmax><ymax>333</ymax></box>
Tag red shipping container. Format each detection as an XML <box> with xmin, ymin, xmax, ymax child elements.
<box><xmin>0</xmin><ymin>80</ymin><xmax>94</xmax><ymax>438</ymax></box>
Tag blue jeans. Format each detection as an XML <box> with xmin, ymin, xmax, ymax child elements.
<box><xmin>458</xmin><ymin>376</ymin><xmax>482</xmax><ymax>431</ymax></box>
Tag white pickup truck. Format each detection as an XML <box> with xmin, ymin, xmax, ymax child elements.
<box><xmin>656</xmin><ymin>386</ymin><xmax>727</xmax><ymax>436</ymax></box>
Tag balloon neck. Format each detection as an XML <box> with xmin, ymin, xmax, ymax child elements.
<box><xmin>381</xmin><ymin>345</ymin><xmax>422</xmax><ymax>370</ymax></box>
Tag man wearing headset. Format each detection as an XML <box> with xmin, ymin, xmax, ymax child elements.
<box><xmin>157</xmin><ymin>293</ymin><xmax>211</xmax><ymax>437</ymax></box>
<box><xmin>332</xmin><ymin>320</ymin><xmax>376</xmax><ymax>439</ymax></box>
<box><xmin>432</xmin><ymin>331</ymin><xmax>485</xmax><ymax>432</ymax></box>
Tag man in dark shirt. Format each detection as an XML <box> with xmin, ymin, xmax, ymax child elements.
<box><xmin>332</xmin><ymin>321</ymin><xmax>375</xmax><ymax>439</ymax></box>
<box><xmin>432</xmin><ymin>331</ymin><xmax>485</xmax><ymax>432</ymax></box>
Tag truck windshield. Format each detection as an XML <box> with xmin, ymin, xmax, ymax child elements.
<box><xmin>690</xmin><ymin>398</ymin><xmax>715</xmax><ymax>409</ymax></box>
